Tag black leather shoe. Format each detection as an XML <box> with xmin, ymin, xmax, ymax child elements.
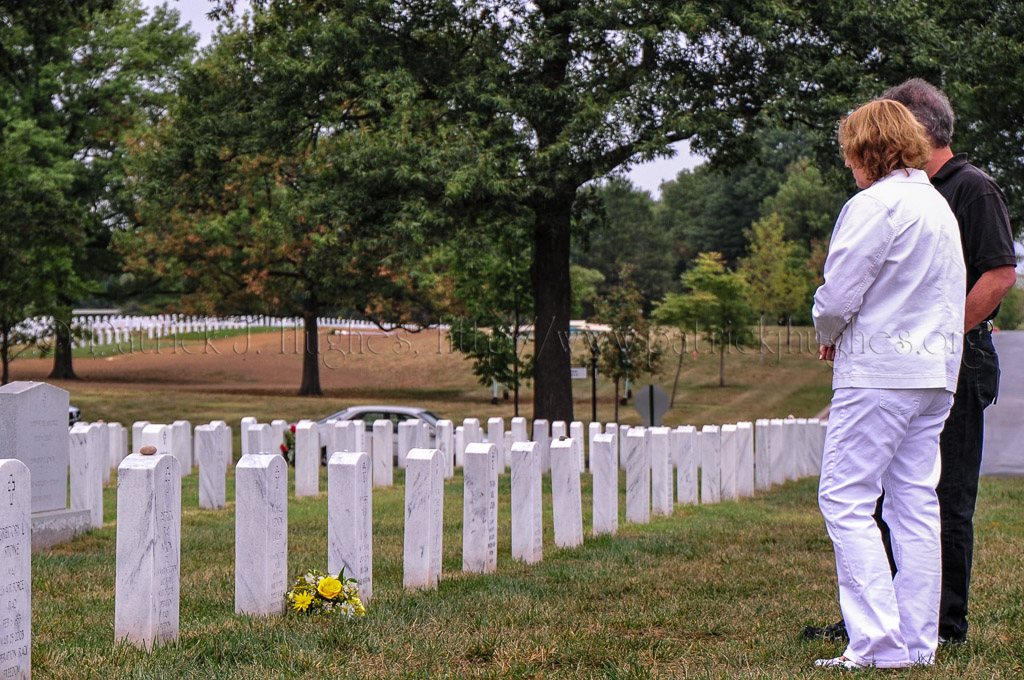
<box><xmin>938</xmin><ymin>635</ymin><xmax>966</xmax><ymax>647</ymax></box>
<box><xmin>803</xmin><ymin>620</ymin><xmax>849</xmax><ymax>641</ymax></box>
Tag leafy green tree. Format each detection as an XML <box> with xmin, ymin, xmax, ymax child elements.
<box><xmin>594</xmin><ymin>268</ymin><xmax>661</xmax><ymax>422</ymax></box>
<box><xmin>739</xmin><ymin>214</ymin><xmax>813</xmax><ymax>328</ymax></box>
<box><xmin>654</xmin><ymin>253</ymin><xmax>754</xmax><ymax>387</ymax></box>
<box><xmin>0</xmin><ymin>118</ymin><xmax>77</xmax><ymax>383</ymax></box>
<box><xmin>445</xmin><ymin>224</ymin><xmax>533</xmax><ymax>414</ymax></box>
<box><xmin>760</xmin><ymin>159</ymin><xmax>847</xmax><ymax>248</ymax></box>
<box><xmin>0</xmin><ymin>0</ymin><xmax>196</xmax><ymax>379</ymax></box>
<box><xmin>572</xmin><ymin>178</ymin><xmax>673</xmax><ymax>310</ymax></box>
<box><xmin>351</xmin><ymin>0</ymin><xmax>940</xmax><ymax>422</ymax></box>
<box><xmin>656</xmin><ymin>130</ymin><xmax>823</xmax><ymax>269</ymax></box>
<box><xmin>570</xmin><ymin>266</ymin><xmax>604</xmax><ymax>319</ymax></box>
<box><xmin>124</xmin><ymin>4</ymin><xmax>455</xmax><ymax>395</ymax></box>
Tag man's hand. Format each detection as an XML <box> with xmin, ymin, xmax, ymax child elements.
<box><xmin>819</xmin><ymin>345</ymin><xmax>836</xmax><ymax>361</ymax></box>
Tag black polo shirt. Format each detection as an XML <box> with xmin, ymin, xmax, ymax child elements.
<box><xmin>931</xmin><ymin>153</ymin><xmax>1016</xmax><ymax>321</ymax></box>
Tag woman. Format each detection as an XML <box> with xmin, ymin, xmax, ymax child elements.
<box><xmin>813</xmin><ymin>99</ymin><xmax>966</xmax><ymax>669</ymax></box>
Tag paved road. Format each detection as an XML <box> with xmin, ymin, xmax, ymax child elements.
<box><xmin>981</xmin><ymin>330</ymin><xmax>1024</xmax><ymax>477</ymax></box>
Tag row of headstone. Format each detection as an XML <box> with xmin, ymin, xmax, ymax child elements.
<box><xmin>112</xmin><ymin>442</ymin><xmax>379</xmax><ymax>651</ymax></box>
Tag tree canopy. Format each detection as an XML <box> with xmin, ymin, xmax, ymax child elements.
<box><xmin>0</xmin><ymin>0</ymin><xmax>195</xmax><ymax>381</ymax></box>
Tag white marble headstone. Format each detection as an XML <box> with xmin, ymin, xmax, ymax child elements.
<box><xmin>700</xmin><ymin>425</ymin><xmax>721</xmax><ymax>504</ymax></box>
<box><xmin>239</xmin><ymin>416</ymin><xmax>257</xmax><ymax>457</ymax></box>
<box><xmin>462</xmin><ymin>442</ymin><xmax>498</xmax><ymax>573</ymax></box>
<box><xmin>328</xmin><ymin>451</ymin><xmax>373</xmax><ymax>603</ymax></box>
<box><xmin>195</xmin><ymin>424</ymin><xmax>226</xmax><ymax>509</ymax></box>
<box><xmin>591</xmin><ymin>433</ymin><xmax>618</xmax><ymax>536</ymax></box>
<box><xmin>768</xmin><ymin>419</ymin><xmax>786</xmax><ymax>486</ymax></box>
<box><xmin>650</xmin><ymin>427</ymin><xmax>673</xmax><ymax>515</ymax></box>
<box><xmin>549</xmin><ymin>439</ymin><xmax>583</xmax><ymax>548</ymax></box>
<box><xmin>107</xmin><ymin>422</ymin><xmax>126</xmax><ymax>471</ymax></box>
<box><xmin>795</xmin><ymin>418</ymin><xmax>810</xmax><ymax>478</ymax></box>
<box><xmin>754</xmin><ymin>419</ymin><xmax>771</xmax><ymax>491</ymax></box>
<box><xmin>234</xmin><ymin>453</ymin><xmax>288</xmax><ymax>616</ymax></box>
<box><xmin>569</xmin><ymin>421</ymin><xmax>585</xmax><ymax>471</ymax></box>
<box><xmin>397</xmin><ymin>420</ymin><xmax>419</xmax><ymax>470</ymax></box>
<box><xmin>333</xmin><ymin>420</ymin><xmax>354</xmax><ymax>455</ymax></box>
<box><xmin>208</xmin><ymin>420</ymin><xmax>231</xmax><ymax>469</ymax></box>
<box><xmin>247</xmin><ymin>423</ymin><xmax>274</xmax><ymax>456</ymax></box>
<box><xmin>131</xmin><ymin>420</ymin><xmax>150</xmax><ymax>454</ymax></box>
<box><xmin>372</xmin><ymin>420</ymin><xmax>394</xmax><ymax>487</ymax></box>
<box><xmin>120</xmin><ymin>425</ymin><xmax>129</xmax><ymax>468</ymax></box>
<box><xmin>782</xmin><ymin>418</ymin><xmax>798</xmax><ymax>482</ymax></box>
<box><xmin>532</xmin><ymin>419</ymin><xmax>550</xmax><ymax>473</ymax></box>
<box><xmin>0</xmin><ymin>381</ymin><xmax>69</xmax><ymax>513</ymax></box>
<box><xmin>736</xmin><ymin>422</ymin><xmax>754</xmax><ymax>497</ymax></box>
<box><xmin>720</xmin><ymin>425</ymin><xmax>739</xmax><ymax>502</ymax></box>
<box><xmin>618</xmin><ymin>424</ymin><xmax>630</xmax><ymax>471</ymax></box>
<box><xmin>462</xmin><ymin>418</ymin><xmax>481</xmax><ymax>445</ymax></box>
<box><xmin>97</xmin><ymin>422</ymin><xmax>111</xmax><ymax>485</ymax></box>
<box><xmin>588</xmin><ymin>422</ymin><xmax>602</xmax><ymax>473</ymax></box>
<box><xmin>510</xmin><ymin>417</ymin><xmax>528</xmax><ymax>443</ymax></box>
<box><xmin>510</xmin><ymin>441</ymin><xmax>542</xmax><ymax>564</ymax></box>
<box><xmin>404</xmin><ymin>448</ymin><xmax>444</xmax><ymax>589</ymax></box>
<box><xmin>454</xmin><ymin>426</ymin><xmax>466</xmax><ymax>469</ymax></box>
<box><xmin>487</xmin><ymin>417</ymin><xmax>505</xmax><ymax>473</ymax></box>
<box><xmin>624</xmin><ymin>429</ymin><xmax>650</xmax><ymax>523</ymax></box>
<box><xmin>436</xmin><ymin>420</ymin><xmax>454</xmax><ymax>479</ymax></box>
<box><xmin>70</xmin><ymin>422</ymin><xmax>103</xmax><ymax>528</ymax></box>
<box><xmin>294</xmin><ymin>421</ymin><xmax>320</xmax><ymax>498</ymax></box>
<box><xmin>270</xmin><ymin>419</ymin><xmax>288</xmax><ymax>451</ymax></box>
<box><xmin>0</xmin><ymin>459</ymin><xmax>30</xmax><ymax>677</ymax></box>
<box><xmin>171</xmin><ymin>420</ymin><xmax>192</xmax><ymax>477</ymax></box>
<box><xmin>115</xmin><ymin>451</ymin><xmax>181</xmax><ymax>649</ymax></box>
<box><xmin>605</xmin><ymin>423</ymin><xmax>619</xmax><ymax>470</ymax></box>
<box><xmin>674</xmin><ymin>426</ymin><xmax>698</xmax><ymax>505</ymax></box>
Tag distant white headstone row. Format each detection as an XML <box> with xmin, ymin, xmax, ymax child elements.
<box><xmin>15</xmin><ymin>314</ymin><xmax>452</xmax><ymax>350</ymax></box>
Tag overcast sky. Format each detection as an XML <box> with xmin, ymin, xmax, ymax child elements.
<box><xmin>144</xmin><ymin>0</ymin><xmax>705</xmax><ymax>198</ymax></box>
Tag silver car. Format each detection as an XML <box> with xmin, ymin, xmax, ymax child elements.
<box><xmin>316</xmin><ymin>405</ymin><xmax>441</xmax><ymax>464</ymax></box>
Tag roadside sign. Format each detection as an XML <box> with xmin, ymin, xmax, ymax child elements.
<box><xmin>634</xmin><ymin>384</ymin><xmax>669</xmax><ymax>426</ymax></box>
<box><xmin>570</xmin><ymin>366</ymin><xmax>588</xmax><ymax>380</ymax></box>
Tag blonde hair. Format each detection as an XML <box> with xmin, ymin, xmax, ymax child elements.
<box><xmin>838</xmin><ymin>99</ymin><xmax>932</xmax><ymax>183</ymax></box>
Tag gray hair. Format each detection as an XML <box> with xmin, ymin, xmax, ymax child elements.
<box><xmin>882</xmin><ymin>78</ymin><xmax>955</xmax><ymax>148</ymax></box>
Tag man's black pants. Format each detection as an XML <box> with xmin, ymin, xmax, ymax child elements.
<box><xmin>871</xmin><ymin>329</ymin><xmax>998</xmax><ymax>642</ymax></box>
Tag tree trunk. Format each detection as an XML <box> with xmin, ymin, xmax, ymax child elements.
<box><xmin>670</xmin><ymin>332</ymin><xmax>686</xmax><ymax>407</ymax></box>
<box><xmin>530</xmin><ymin>197</ymin><xmax>574</xmax><ymax>422</ymax></box>
<box><xmin>719</xmin><ymin>341</ymin><xmax>726</xmax><ymax>387</ymax></box>
<box><xmin>1</xmin><ymin>331</ymin><xmax>9</xmax><ymax>385</ymax></box>
<box><xmin>48</xmin><ymin>308</ymin><xmax>77</xmax><ymax>380</ymax></box>
<box><xmin>513</xmin><ymin>309</ymin><xmax>520</xmax><ymax>417</ymax></box>
<box><xmin>298</xmin><ymin>312</ymin><xmax>322</xmax><ymax>396</ymax></box>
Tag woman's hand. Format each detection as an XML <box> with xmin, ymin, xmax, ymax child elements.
<box><xmin>819</xmin><ymin>344</ymin><xmax>836</xmax><ymax>361</ymax></box>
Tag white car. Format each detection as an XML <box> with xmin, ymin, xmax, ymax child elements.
<box><xmin>316</xmin><ymin>405</ymin><xmax>441</xmax><ymax>464</ymax></box>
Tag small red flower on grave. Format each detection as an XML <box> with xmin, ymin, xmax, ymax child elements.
<box><xmin>290</xmin><ymin>424</ymin><xmax>296</xmax><ymax>433</ymax></box>
<box><xmin>280</xmin><ymin>443</ymin><xmax>288</xmax><ymax>453</ymax></box>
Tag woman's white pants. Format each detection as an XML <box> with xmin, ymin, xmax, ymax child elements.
<box><xmin>819</xmin><ymin>387</ymin><xmax>952</xmax><ymax>668</ymax></box>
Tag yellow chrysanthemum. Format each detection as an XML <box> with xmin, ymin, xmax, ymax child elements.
<box><xmin>317</xmin><ymin>576</ymin><xmax>343</xmax><ymax>600</ymax></box>
<box><xmin>292</xmin><ymin>591</ymin><xmax>314</xmax><ymax>612</ymax></box>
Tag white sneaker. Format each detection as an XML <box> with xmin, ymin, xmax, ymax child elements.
<box><xmin>814</xmin><ymin>656</ymin><xmax>868</xmax><ymax>670</ymax></box>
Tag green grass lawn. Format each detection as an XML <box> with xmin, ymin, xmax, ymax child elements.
<box><xmin>31</xmin><ymin>465</ymin><xmax>1024</xmax><ymax>679</ymax></box>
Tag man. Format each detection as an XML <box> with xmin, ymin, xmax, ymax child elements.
<box><xmin>805</xmin><ymin>79</ymin><xmax>1017</xmax><ymax>645</ymax></box>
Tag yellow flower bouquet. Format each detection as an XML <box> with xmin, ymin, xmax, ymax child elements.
<box><xmin>284</xmin><ymin>568</ymin><xmax>365</xmax><ymax>617</ymax></box>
